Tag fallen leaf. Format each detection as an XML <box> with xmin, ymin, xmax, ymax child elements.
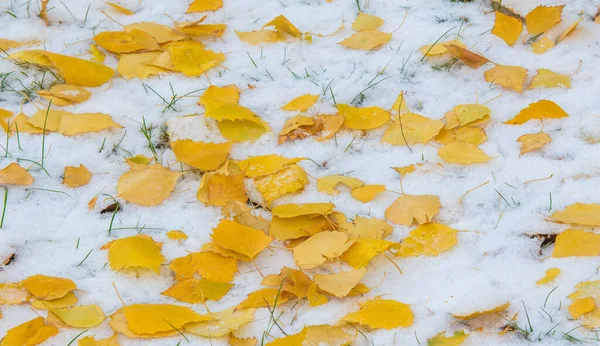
<box><xmin>117</xmin><ymin>52</ymin><xmax>169</xmax><ymax>79</ymax></box>
<box><xmin>78</xmin><ymin>334</ymin><xmax>120</xmax><ymax>345</ymax></box>
<box><xmin>313</xmin><ymin>269</ymin><xmax>367</xmax><ymax>298</ymax></box>
<box><xmin>351</xmin><ymin>185</ymin><xmax>386</xmax><ymax>202</ymax></box>
<box><xmin>187</xmin><ymin>0</ymin><xmax>222</xmax><ymax>12</ymax></box>
<box><xmin>438</xmin><ymin>142</ymin><xmax>492</xmax><ymax>164</ymax></box>
<box><xmin>161</xmin><ymin>278</ymin><xmax>232</xmax><ymax>303</ymax></box>
<box><xmin>528</xmin><ymin>68</ymin><xmax>571</xmax><ymax>89</ymax></box>
<box><xmin>340</xmin><ymin>238</ymin><xmax>399</xmax><ymax>268</ymax></box>
<box><xmin>30</xmin><ymin>292</ymin><xmax>78</xmax><ymax>310</ymax></box>
<box><xmin>338</xmin><ymin>30</ymin><xmax>392</xmax><ymax>50</ymax></box>
<box><xmin>341</xmin><ymin>299</ymin><xmax>414</xmax><ymax>329</ymax></box>
<box><xmin>118</xmin><ymin>304</ymin><xmax>209</xmax><ymax>336</ymax></box>
<box><xmin>517</xmin><ymin>132</ymin><xmax>551</xmax><ymax>154</ymax></box>
<box><xmin>552</xmin><ymin>229</ymin><xmax>600</xmax><ymax>257</ymax></box>
<box><xmin>185</xmin><ymin>307</ymin><xmax>254</xmax><ymax>337</ymax></box>
<box><xmin>104</xmin><ymin>1</ymin><xmax>134</xmax><ymax>15</ymax></box>
<box><xmin>237</xmin><ymin>155</ymin><xmax>304</xmax><ymax>178</ymax></box>
<box><xmin>167</xmin><ymin>41</ymin><xmax>225</xmax><ymax>76</ymax></box>
<box><xmin>0</xmin><ymin>282</ymin><xmax>30</xmax><ymax>305</ymax></box>
<box><xmin>570</xmin><ymin>297</ymin><xmax>595</xmax><ymax>319</ymax></box>
<box><xmin>170</xmin><ymin>252</ymin><xmax>237</xmax><ymax>282</ymax></box>
<box><xmin>308</xmin><ymin>283</ymin><xmax>328</xmax><ymax>307</ymax></box>
<box><xmin>236</xmin><ymin>30</ymin><xmax>285</xmax><ymax>45</ymax></box>
<box><xmin>484</xmin><ymin>65</ymin><xmax>528</xmax><ymax>93</ymax></box>
<box><xmin>171</xmin><ymin>140</ymin><xmax>231</xmax><ymax>171</ymax></box>
<box><xmin>197</xmin><ymin>171</ymin><xmax>247</xmax><ymax>207</ymax></box>
<box><xmin>1</xmin><ymin>317</ymin><xmax>58</xmax><ymax>345</ymax></box>
<box><xmin>537</xmin><ymin>268</ymin><xmax>560</xmax><ymax>285</ymax></box>
<box><xmin>337</xmin><ymin>215</ymin><xmax>393</xmax><ymax>240</ymax></box>
<box><xmin>22</xmin><ymin>274</ymin><xmax>76</xmax><ymax>300</ymax></box>
<box><xmin>525</xmin><ymin>5</ymin><xmax>564</xmax><ymax>35</ymax></box>
<box><xmin>0</xmin><ymin>38</ymin><xmax>39</xmax><ymax>51</ymax></box>
<box><xmin>382</xmin><ymin>113</ymin><xmax>444</xmax><ymax>145</ymax></box>
<box><xmin>505</xmin><ymin>100</ymin><xmax>568</xmax><ymax>125</ymax></box>
<box><xmin>269</xmin><ymin>214</ymin><xmax>333</xmax><ymax>241</ymax></box>
<box><xmin>166</xmin><ymin>230</ymin><xmax>188</xmax><ymax>241</ymax></box>
<box><xmin>52</xmin><ymin>305</ymin><xmax>105</xmax><ymax>328</ymax></box>
<box><xmin>237</xmin><ymin>288</ymin><xmax>291</xmax><ymax>309</ymax></box>
<box><xmin>63</xmin><ymin>164</ymin><xmax>92</xmax><ymax>188</ymax></box>
<box><xmin>89</xmin><ymin>44</ymin><xmax>105</xmax><ymax>63</ymax></box>
<box><xmin>211</xmin><ymin>219</ymin><xmax>273</xmax><ymax>261</ymax></box>
<box><xmin>293</xmin><ymin>231</ymin><xmax>355</xmax><ymax>269</ymax></box>
<box><xmin>428</xmin><ymin>330</ymin><xmax>468</xmax><ymax>346</ymax></box>
<box><xmin>317</xmin><ymin>114</ymin><xmax>345</xmax><ymax>141</ymax></box>
<box><xmin>117</xmin><ymin>164</ymin><xmax>181</xmax><ymax>206</ymax></box>
<box><xmin>175</xmin><ymin>24</ymin><xmax>227</xmax><ymax>38</ymax></box>
<box><xmin>532</xmin><ymin>36</ymin><xmax>555</xmax><ymax>54</ymax></box>
<box><xmin>271</xmin><ymin>203</ymin><xmax>335</xmax><ymax>218</ymax></box>
<box><xmin>396</xmin><ymin>223</ymin><xmax>459</xmax><ymax>257</ymax></box>
<box><xmin>262</xmin><ymin>15</ymin><xmax>302</xmax><ymax>38</ymax></box>
<box><xmin>27</xmin><ymin>109</ymin><xmax>122</xmax><ymax>136</ymax></box>
<box><xmin>281</xmin><ymin>94</ymin><xmax>319</xmax><ymax>111</ymax></box>
<box><xmin>385</xmin><ymin>194</ymin><xmax>441</xmax><ymax>226</ymax></box>
<box><xmin>107</xmin><ymin>235</ymin><xmax>164</xmax><ymax>273</ymax></box>
<box><xmin>317</xmin><ymin>175</ymin><xmax>364</xmax><ymax>194</ymax></box>
<box><xmin>492</xmin><ymin>11</ymin><xmax>523</xmax><ymax>46</ymax></box>
<box><xmin>444</xmin><ymin>44</ymin><xmax>489</xmax><ymax>69</ymax></box>
<box><xmin>453</xmin><ymin>302</ymin><xmax>510</xmax><ymax>320</ymax></box>
<box><xmin>337</xmin><ymin>104</ymin><xmax>390</xmax><ymax>130</ymax></box>
<box><xmin>352</xmin><ymin>12</ymin><xmax>384</xmax><ymax>31</ymax></box>
<box><xmin>38</xmin><ymin>84</ymin><xmax>91</xmax><ymax>106</ymax></box>
<box><xmin>0</xmin><ymin>163</ymin><xmax>34</xmax><ymax>186</ymax></box>
<box><xmin>278</xmin><ymin>115</ymin><xmax>318</xmax><ymax>143</ymax></box>
<box><xmin>268</xmin><ymin>325</ymin><xmax>354</xmax><ymax>346</ymax></box>
<box><xmin>229</xmin><ymin>335</ymin><xmax>257</xmax><ymax>346</ymax></box>
<box><xmin>436</xmin><ymin>127</ymin><xmax>488</xmax><ymax>146</ymax></box>
<box><xmin>262</xmin><ymin>267</ymin><xmax>312</xmax><ymax>298</ymax></box>
<box><xmin>124</xmin><ymin>23</ymin><xmax>187</xmax><ymax>43</ymax></box>
<box><xmin>254</xmin><ymin>164</ymin><xmax>309</xmax><ymax>203</ymax></box>
<box><xmin>419</xmin><ymin>40</ymin><xmax>465</xmax><ymax>56</ymax></box>
<box><xmin>445</xmin><ymin>104</ymin><xmax>491</xmax><ymax>129</ymax></box>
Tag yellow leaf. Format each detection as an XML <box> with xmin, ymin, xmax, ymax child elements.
<box><xmin>444</xmin><ymin>44</ymin><xmax>489</xmax><ymax>69</ymax></box>
<box><xmin>0</xmin><ymin>282</ymin><xmax>30</xmax><ymax>305</ymax></box>
<box><xmin>445</xmin><ymin>104</ymin><xmax>491</xmax><ymax>129</ymax></box>
<box><xmin>537</xmin><ymin>268</ymin><xmax>560</xmax><ymax>285</ymax></box>
<box><xmin>0</xmin><ymin>38</ymin><xmax>39</xmax><ymax>52</ymax></box>
<box><xmin>337</xmin><ymin>215</ymin><xmax>393</xmax><ymax>240</ymax></box>
<box><xmin>254</xmin><ymin>164</ymin><xmax>308</xmax><ymax>203</ymax></box>
<box><xmin>396</xmin><ymin>223</ymin><xmax>459</xmax><ymax>257</ymax></box>
<box><xmin>505</xmin><ymin>100</ymin><xmax>568</xmax><ymax>125</ymax></box>
<box><xmin>30</xmin><ymin>291</ymin><xmax>78</xmax><ymax>310</ymax></box>
<box><xmin>341</xmin><ymin>299</ymin><xmax>413</xmax><ymax>329</ymax></box>
<box><xmin>438</xmin><ymin>142</ymin><xmax>492</xmax><ymax>164</ymax></box>
<box><xmin>211</xmin><ymin>219</ymin><xmax>273</xmax><ymax>260</ymax></box>
<box><xmin>317</xmin><ymin>175</ymin><xmax>364</xmax><ymax>194</ymax></box>
<box><xmin>52</xmin><ymin>305</ymin><xmax>105</xmax><ymax>328</ymax></box>
<box><xmin>266</xmin><ymin>329</ymin><xmax>306</xmax><ymax>346</ymax></box>
<box><xmin>528</xmin><ymin>68</ymin><xmax>571</xmax><ymax>89</ymax></box>
<box><xmin>167</xmin><ymin>41</ymin><xmax>225</xmax><ymax>76</ymax></box>
<box><xmin>453</xmin><ymin>302</ymin><xmax>510</xmax><ymax>320</ymax></box>
<box><xmin>517</xmin><ymin>132</ymin><xmax>551</xmax><ymax>155</ymax></box>
<box><xmin>262</xmin><ymin>15</ymin><xmax>302</xmax><ymax>38</ymax></box>
<box><xmin>337</xmin><ymin>104</ymin><xmax>389</xmax><ymax>130</ymax></box>
<box><xmin>293</xmin><ymin>231</ymin><xmax>355</xmax><ymax>269</ymax></box>
<box><xmin>318</xmin><ymin>114</ymin><xmax>345</xmax><ymax>141</ymax></box>
<box><xmin>117</xmin><ymin>164</ymin><xmax>181</xmax><ymax>206</ymax></box>
<box><xmin>38</xmin><ymin>84</ymin><xmax>91</xmax><ymax>106</ymax></box>
<box><xmin>187</xmin><ymin>0</ymin><xmax>222</xmax><ymax>12</ymax></box>
<box><xmin>10</xmin><ymin>50</ymin><xmax>113</xmax><ymax>87</ymax></box>
<box><xmin>271</xmin><ymin>203</ymin><xmax>335</xmax><ymax>218</ymax></box>
<box><xmin>382</xmin><ymin>113</ymin><xmax>443</xmax><ymax>145</ymax></box>
<box><xmin>308</xmin><ymin>283</ymin><xmax>328</xmax><ymax>307</ymax></box>
<box><xmin>203</xmin><ymin>102</ymin><xmax>269</xmax><ymax>142</ymax></box>
<box><xmin>484</xmin><ymin>65</ymin><xmax>528</xmax><ymax>93</ymax></box>
<box><xmin>236</xmin><ymin>30</ymin><xmax>285</xmax><ymax>45</ymax></box>
<box><xmin>237</xmin><ymin>155</ymin><xmax>304</xmax><ymax>178</ymax></box>
<box><xmin>117</xmin><ymin>52</ymin><xmax>169</xmax><ymax>79</ymax></box>
<box><xmin>78</xmin><ymin>334</ymin><xmax>119</xmax><ymax>346</ymax></box>
<box><xmin>229</xmin><ymin>335</ymin><xmax>257</xmax><ymax>346</ymax></box>
<box><xmin>1</xmin><ymin>317</ymin><xmax>58</xmax><ymax>346</ymax></box>
<box><xmin>175</xmin><ymin>24</ymin><xmax>227</xmax><ymax>38</ymax></box>
<box><xmin>428</xmin><ymin>330</ymin><xmax>468</xmax><ymax>346</ymax></box>
<box><xmin>437</xmin><ymin>127</ymin><xmax>487</xmax><ymax>146</ymax></box>
<box><xmin>171</xmin><ymin>140</ymin><xmax>231</xmax><ymax>171</ymax></box>
<box><xmin>104</xmin><ymin>1</ymin><xmax>134</xmax><ymax>15</ymax></box>
<box><xmin>525</xmin><ymin>5</ymin><xmax>564</xmax><ymax>35</ymax></box>
<box><xmin>352</xmin><ymin>12</ymin><xmax>384</xmax><ymax>31</ymax></box>
<box><xmin>552</xmin><ymin>204</ymin><xmax>600</xmax><ymax>227</ymax></box>
<box><xmin>237</xmin><ymin>288</ymin><xmax>291</xmax><ymax>309</ymax></box>
<box><xmin>552</xmin><ymin>229</ymin><xmax>600</xmax><ymax>257</ymax></box>
<box><xmin>197</xmin><ymin>171</ymin><xmax>247</xmax><ymax>206</ymax></box>
<box><xmin>268</xmin><ymin>325</ymin><xmax>353</xmax><ymax>346</ymax></box>
<box><xmin>340</xmin><ymin>238</ymin><xmax>399</xmax><ymax>268</ymax></box>
<box><xmin>532</xmin><ymin>36</ymin><xmax>555</xmax><ymax>54</ymax></box>
<box><xmin>567</xmin><ymin>281</ymin><xmax>600</xmax><ymax>327</ymax></box>
<box><xmin>89</xmin><ymin>44</ymin><xmax>105</xmax><ymax>63</ymax></box>
<box><xmin>492</xmin><ymin>11</ymin><xmax>523</xmax><ymax>46</ymax></box>
<box><xmin>351</xmin><ymin>185</ymin><xmax>386</xmax><ymax>203</ymax></box>
<box><xmin>169</xmin><ymin>252</ymin><xmax>237</xmax><ymax>283</ymax></box>
<box><xmin>281</xmin><ymin>94</ymin><xmax>318</xmax><ymax>111</ymax></box>
<box><xmin>313</xmin><ymin>269</ymin><xmax>367</xmax><ymax>298</ymax></box>
<box><xmin>120</xmin><ymin>304</ymin><xmax>209</xmax><ymax>336</ymax></box>
<box><xmin>262</xmin><ymin>267</ymin><xmax>312</xmax><ymax>298</ymax></box>
<box><xmin>166</xmin><ymin>230</ymin><xmax>188</xmax><ymax>241</ymax></box>
<box><xmin>222</xmin><ymin>201</ymin><xmax>269</xmax><ymax>232</ymax></box>
<box><xmin>185</xmin><ymin>307</ymin><xmax>254</xmax><ymax>337</ymax></box>
<box><xmin>88</xmin><ymin>196</ymin><xmax>97</xmax><ymax>210</ymax></box>
<box><xmin>9</xmin><ymin>113</ymin><xmax>44</xmax><ymax>135</ymax></box>
<box><xmin>22</xmin><ymin>274</ymin><xmax>76</xmax><ymax>300</ymax></box>
<box><xmin>125</xmin><ymin>155</ymin><xmax>153</xmax><ymax>168</ymax></box>
<box><xmin>63</xmin><ymin>164</ymin><xmax>92</xmax><ymax>188</ymax></box>
<box><xmin>95</xmin><ymin>30</ymin><xmax>159</xmax><ymax>53</ymax></box>
<box><xmin>161</xmin><ymin>278</ymin><xmax>232</xmax><ymax>303</ymax></box>
<box><xmin>124</xmin><ymin>23</ymin><xmax>187</xmax><ymax>43</ymax></box>
<box><xmin>269</xmin><ymin>215</ymin><xmax>333</xmax><ymax>241</ymax></box>
<box><xmin>27</xmin><ymin>109</ymin><xmax>122</xmax><ymax>136</ymax></box>
<box><xmin>0</xmin><ymin>163</ymin><xmax>34</xmax><ymax>186</ymax></box>
<box><xmin>570</xmin><ymin>297</ymin><xmax>595</xmax><ymax>319</ymax></box>
<box><xmin>385</xmin><ymin>194</ymin><xmax>441</xmax><ymax>226</ymax></box>
<box><xmin>419</xmin><ymin>40</ymin><xmax>465</xmax><ymax>56</ymax></box>
<box><xmin>393</xmin><ymin>164</ymin><xmax>416</xmax><ymax>176</ymax></box>
<box><xmin>107</xmin><ymin>235</ymin><xmax>164</xmax><ymax>273</ymax></box>
<box><xmin>278</xmin><ymin>115</ymin><xmax>316</xmax><ymax>141</ymax></box>
<box><xmin>338</xmin><ymin>30</ymin><xmax>392</xmax><ymax>50</ymax></box>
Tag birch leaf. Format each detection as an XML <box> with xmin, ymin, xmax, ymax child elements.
<box><xmin>22</xmin><ymin>274</ymin><xmax>76</xmax><ymax>300</ymax></box>
<box><xmin>484</xmin><ymin>65</ymin><xmax>528</xmax><ymax>93</ymax></box>
<box><xmin>281</xmin><ymin>94</ymin><xmax>319</xmax><ymax>111</ymax></box>
<box><xmin>52</xmin><ymin>305</ymin><xmax>105</xmax><ymax>328</ymax></box>
<box><xmin>0</xmin><ymin>163</ymin><xmax>34</xmax><ymax>186</ymax></box>
<box><xmin>385</xmin><ymin>194</ymin><xmax>441</xmax><ymax>226</ymax></box>
<box><xmin>107</xmin><ymin>235</ymin><xmax>164</xmax><ymax>274</ymax></box>
<box><xmin>438</xmin><ymin>142</ymin><xmax>492</xmax><ymax>164</ymax></box>
<box><xmin>211</xmin><ymin>219</ymin><xmax>273</xmax><ymax>261</ymax></box>
<box><xmin>341</xmin><ymin>299</ymin><xmax>414</xmax><ymax>329</ymax></box>
<box><xmin>117</xmin><ymin>164</ymin><xmax>181</xmax><ymax>206</ymax></box>
<box><xmin>352</xmin><ymin>13</ymin><xmax>384</xmax><ymax>31</ymax></box>
<box><xmin>171</xmin><ymin>140</ymin><xmax>231</xmax><ymax>171</ymax></box>
<box><xmin>293</xmin><ymin>231</ymin><xmax>355</xmax><ymax>269</ymax></box>
<box><xmin>492</xmin><ymin>11</ymin><xmax>523</xmax><ymax>46</ymax></box>
<box><xmin>338</xmin><ymin>30</ymin><xmax>392</xmax><ymax>50</ymax></box>
<box><xmin>169</xmin><ymin>252</ymin><xmax>237</xmax><ymax>283</ymax></box>
<box><xmin>313</xmin><ymin>269</ymin><xmax>367</xmax><ymax>298</ymax></box>
<box><xmin>517</xmin><ymin>132</ymin><xmax>551</xmax><ymax>154</ymax></box>
<box><xmin>395</xmin><ymin>223</ymin><xmax>459</xmax><ymax>257</ymax></box>
<box><xmin>337</xmin><ymin>104</ymin><xmax>389</xmax><ymax>130</ymax></box>
<box><xmin>161</xmin><ymin>278</ymin><xmax>232</xmax><ymax>303</ymax></box>
<box><xmin>525</xmin><ymin>6</ymin><xmax>564</xmax><ymax>35</ymax></box>
<box><xmin>552</xmin><ymin>229</ymin><xmax>600</xmax><ymax>257</ymax></box>
<box><xmin>63</xmin><ymin>164</ymin><xmax>92</xmax><ymax>188</ymax></box>
<box><xmin>528</xmin><ymin>68</ymin><xmax>571</xmax><ymax>89</ymax></box>
<box><xmin>505</xmin><ymin>100</ymin><xmax>568</xmax><ymax>125</ymax></box>
<box><xmin>537</xmin><ymin>268</ymin><xmax>560</xmax><ymax>285</ymax></box>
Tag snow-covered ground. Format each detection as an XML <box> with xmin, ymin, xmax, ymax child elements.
<box><xmin>1</xmin><ymin>0</ymin><xmax>600</xmax><ymax>344</ymax></box>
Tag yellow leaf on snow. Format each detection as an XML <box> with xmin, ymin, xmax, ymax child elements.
<box><xmin>308</xmin><ymin>283</ymin><xmax>328</xmax><ymax>307</ymax></box>
<box><xmin>119</xmin><ymin>304</ymin><xmax>209</xmax><ymax>336</ymax></box>
<box><xmin>38</xmin><ymin>84</ymin><xmax>91</xmax><ymax>106</ymax></box>
<box><xmin>382</xmin><ymin>113</ymin><xmax>443</xmax><ymax>146</ymax></box>
<box><xmin>161</xmin><ymin>278</ymin><xmax>232</xmax><ymax>303</ymax></box>
<box><xmin>27</xmin><ymin>109</ymin><xmax>122</xmax><ymax>136</ymax></box>
<box><xmin>340</xmin><ymin>238</ymin><xmax>399</xmax><ymax>268</ymax></box>
<box><xmin>293</xmin><ymin>231</ymin><xmax>355</xmax><ymax>269</ymax></box>
<box><xmin>438</xmin><ymin>142</ymin><xmax>492</xmax><ymax>164</ymax></box>
<box><xmin>94</xmin><ymin>30</ymin><xmax>159</xmax><ymax>54</ymax></box>
<box><xmin>175</xmin><ymin>24</ymin><xmax>227</xmax><ymax>38</ymax></box>
<box><xmin>568</xmin><ymin>281</ymin><xmax>600</xmax><ymax>328</ymax></box>
<box><xmin>337</xmin><ymin>215</ymin><xmax>393</xmax><ymax>240</ymax></box>
<box><xmin>0</xmin><ymin>38</ymin><xmax>39</xmax><ymax>52</ymax></box>
<box><xmin>10</xmin><ymin>50</ymin><xmax>113</xmax><ymax>87</ymax></box>
<box><xmin>254</xmin><ymin>164</ymin><xmax>309</xmax><ymax>203</ymax></box>
<box><xmin>63</xmin><ymin>164</ymin><xmax>92</xmax><ymax>188</ymax></box>
<box><xmin>517</xmin><ymin>132</ymin><xmax>551</xmax><ymax>155</ymax></box>
<box><xmin>237</xmin><ymin>155</ymin><xmax>304</xmax><ymax>178</ymax></box>
<box><xmin>30</xmin><ymin>291</ymin><xmax>78</xmax><ymax>310</ymax></box>
<box><xmin>0</xmin><ymin>163</ymin><xmax>34</xmax><ymax>186</ymax></box>
<box><xmin>9</xmin><ymin>113</ymin><xmax>44</xmax><ymax>134</ymax></box>
<box><xmin>267</xmin><ymin>329</ymin><xmax>306</xmax><ymax>346</ymax></box>
<box><xmin>385</xmin><ymin>194</ymin><xmax>441</xmax><ymax>226</ymax></box>
<box><xmin>419</xmin><ymin>40</ymin><xmax>465</xmax><ymax>56</ymax></box>
<box><xmin>341</xmin><ymin>299</ymin><xmax>413</xmax><ymax>329</ymax></box>
<box><xmin>125</xmin><ymin>23</ymin><xmax>187</xmax><ymax>43</ymax></box>
<box><xmin>552</xmin><ymin>229</ymin><xmax>600</xmax><ymax>257</ymax></box>
<box><xmin>445</xmin><ymin>104</ymin><xmax>491</xmax><ymax>129</ymax></box>
<box><xmin>237</xmin><ymin>288</ymin><xmax>291</xmax><ymax>309</ymax></box>
<box><xmin>436</xmin><ymin>127</ymin><xmax>488</xmax><ymax>146</ymax></box>
<box><xmin>167</xmin><ymin>41</ymin><xmax>225</xmax><ymax>76</ymax></box>
<box><xmin>338</xmin><ymin>30</ymin><xmax>392</xmax><ymax>50</ymax></box>
<box><xmin>532</xmin><ymin>36</ymin><xmax>555</xmax><ymax>54</ymax></box>
<box><xmin>197</xmin><ymin>171</ymin><xmax>247</xmax><ymax>207</ymax></box>
<box><xmin>117</xmin><ymin>52</ymin><xmax>169</xmax><ymax>79</ymax></box>
<box><xmin>537</xmin><ymin>268</ymin><xmax>560</xmax><ymax>285</ymax></box>
<box><xmin>352</xmin><ymin>12</ymin><xmax>384</xmax><ymax>31</ymax></box>
<box><xmin>396</xmin><ymin>223</ymin><xmax>459</xmax><ymax>257</ymax></box>
<box><xmin>89</xmin><ymin>44</ymin><xmax>105</xmax><ymax>63</ymax></box>
<box><xmin>281</xmin><ymin>94</ymin><xmax>319</xmax><ymax>111</ymax></box>
<box><xmin>492</xmin><ymin>11</ymin><xmax>523</xmax><ymax>46</ymax></box>
<box><xmin>551</xmin><ymin>204</ymin><xmax>600</xmax><ymax>227</ymax></box>
<box><xmin>278</xmin><ymin>115</ymin><xmax>316</xmax><ymax>142</ymax></box>
<box><xmin>52</xmin><ymin>305</ymin><xmax>105</xmax><ymax>328</ymax></box>
<box><xmin>236</xmin><ymin>30</ymin><xmax>285</xmax><ymax>45</ymax></box>
<box><xmin>444</xmin><ymin>44</ymin><xmax>489</xmax><ymax>69</ymax></box>
<box><xmin>187</xmin><ymin>0</ymin><xmax>222</xmax><ymax>13</ymax></box>
<box><xmin>317</xmin><ymin>175</ymin><xmax>364</xmax><ymax>194</ymax></box>
<box><xmin>267</xmin><ymin>325</ymin><xmax>354</xmax><ymax>346</ymax></box>
<box><xmin>211</xmin><ymin>219</ymin><xmax>273</xmax><ymax>261</ymax></box>
<box><xmin>117</xmin><ymin>164</ymin><xmax>181</xmax><ymax>206</ymax></box>
<box><xmin>269</xmin><ymin>214</ymin><xmax>333</xmax><ymax>241</ymax></box>
<box><xmin>262</xmin><ymin>267</ymin><xmax>312</xmax><ymax>298</ymax></box>
<box><xmin>558</xmin><ymin>18</ymin><xmax>582</xmax><ymax>43</ymax></box>
<box><xmin>570</xmin><ymin>297</ymin><xmax>595</xmax><ymax>319</ymax></box>
<box><xmin>505</xmin><ymin>100</ymin><xmax>568</xmax><ymax>125</ymax></box>
<box><xmin>185</xmin><ymin>307</ymin><xmax>254</xmax><ymax>337</ymax></box>
<box><xmin>453</xmin><ymin>302</ymin><xmax>510</xmax><ymax>320</ymax></box>
<box><xmin>351</xmin><ymin>185</ymin><xmax>386</xmax><ymax>203</ymax></box>
<box><xmin>337</xmin><ymin>104</ymin><xmax>389</xmax><ymax>130</ymax></box>
<box><xmin>169</xmin><ymin>252</ymin><xmax>237</xmax><ymax>283</ymax></box>
<box><xmin>318</xmin><ymin>114</ymin><xmax>345</xmax><ymax>141</ymax></box>
<box><xmin>528</xmin><ymin>68</ymin><xmax>571</xmax><ymax>89</ymax></box>
<box><xmin>78</xmin><ymin>334</ymin><xmax>120</xmax><ymax>346</ymax></box>
<box><xmin>271</xmin><ymin>203</ymin><xmax>335</xmax><ymax>218</ymax></box>
<box><xmin>104</xmin><ymin>1</ymin><xmax>134</xmax><ymax>15</ymax></box>
<box><xmin>428</xmin><ymin>331</ymin><xmax>468</xmax><ymax>346</ymax></box>
<box><xmin>166</xmin><ymin>230</ymin><xmax>187</xmax><ymax>241</ymax></box>
<box><xmin>171</xmin><ymin>139</ymin><xmax>231</xmax><ymax>171</ymax></box>
<box><xmin>22</xmin><ymin>274</ymin><xmax>76</xmax><ymax>300</ymax></box>
<box><xmin>0</xmin><ymin>282</ymin><xmax>30</xmax><ymax>305</ymax></box>
<box><xmin>525</xmin><ymin>5</ymin><xmax>564</xmax><ymax>35</ymax></box>
<box><xmin>262</xmin><ymin>15</ymin><xmax>302</xmax><ymax>38</ymax></box>
<box><xmin>229</xmin><ymin>335</ymin><xmax>257</xmax><ymax>346</ymax></box>
<box><xmin>107</xmin><ymin>235</ymin><xmax>164</xmax><ymax>273</ymax></box>
<box><xmin>484</xmin><ymin>65</ymin><xmax>528</xmax><ymax>93</ymax></box>
<box><xmin>1</xmin><ymin>317</ymin><xmax>58</xmax><ymax>346</ymax></box>
<box><xmin>203</xmin><ymin>102</ymin><xmax>269</xmax><ymax>142</ymax></box>
<box><xmin>313</xmin><ymin>269</ymin><xmax>367</xmax><ymax>298</ymax></box>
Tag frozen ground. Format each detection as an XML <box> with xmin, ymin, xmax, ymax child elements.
<box><xmin>1</xmin><ymin>0</ymin><xmax>600</xmax><ymax>345</ymax></box>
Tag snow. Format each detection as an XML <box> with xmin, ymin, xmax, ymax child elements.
<box><xmin>1</xmin><ymin>0</ymin><xmax>600</xmax><ymax>345</ymax></box>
